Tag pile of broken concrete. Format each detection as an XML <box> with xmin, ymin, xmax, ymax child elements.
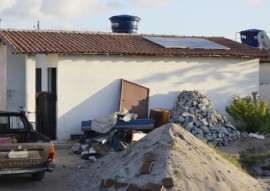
<box><xmin>170</xmin><ymin>90</ymin><xmax>240</xmax><ymax>147</ymax></box>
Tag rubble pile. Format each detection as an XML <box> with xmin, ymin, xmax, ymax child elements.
<box><xmin>170</xmin><ymin>90</ymin><xmax>240</xmax><ymax>146</ymax></box>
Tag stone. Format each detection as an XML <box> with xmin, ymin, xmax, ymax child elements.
<box><xmin>193</xmin><ymin>127</ymin><xmax>203</xmax><ymax>135</ymax></box>
<box><xmin>189</xmin><ymin>115</ymin><xmax>196</xmax><ymax>122</ymax></box>
<box><xmin>195</xmin><ymin>133</ymin><xmax>204</xmax><ymax>140</ymax></box>
<box><xmin>220</xmin><ymin>126</ymin><xmax>229</xmax><ymax>134</ymax></box>
<box><xmin>200</xmin><ymin>119</ymin><xmax>208</xmax><ymax>126</ymax></box>
<box><xmin>89</xmin><ymin>156</ymin><xmax>97</xmax><ymax>162</ymax></box>
<box><xmin>194</xmin><ymin>119</ymin><xmax>201</xmax><ymax>127</ymax></box>
<box><xmin>170</xmin><ymin>90</ymin><xmax>239</xmax><ymax>147</ymax></box>
<box><xmin>189</xmin><ymin>107</ymin><xmax>195</xmax><ymax>113</ymax></box>
<box><xmin>241</xmin><ymin>132</ymin><xmax>249</xmax><ymax>138</ymax></box>
<box><xmin>222</xmin><ymin>141</ymin><xmax>229</xmax><ymax>147</ymax></box>
<box><xmin>70</xmin><ymin>143</ymin><xmax>82</xmax><ymax>154</ymax></box>
<box><xmin>201</xmin><ymin>125</ymin><xmax>210</xmax><ymax>134</ymax></box>
<box><xmin>178</xmin><ymin>116</ymin><xmax>185</xmax><ymax>123</ymax></box>
<box><xmin>197</xmin><ymin>103</ymin><xmax>204</xmax><ymax>109</ymax></box>
<box><xmin>225</xmin><ymin>123</ymin><xmax>236</xmax><ymax>130</ymax></box>
<box><xmin>185</xmin><ymin>122</ymin><xmax>194</xmax><ymax>131</ymax></box>
<box><xmin>181</xmin><ymin>112</ymin><xmax>189</xmax><ymax>117</ymax></box>
<box><xmin>212</xmin><ymin>138</ymin><xmax>223</xmax><ymax>147</ymax></box>
<box><xmin>203</xmin><ymin>134</ymin><xmax>213</xmax><ymax>141</ymax></box>
<box><xmin>193</xmin><ymin>101</ymin><xmax>198</xmax><ymax>106</ymax></box>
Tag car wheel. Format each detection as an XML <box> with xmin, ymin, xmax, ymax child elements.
<box><xmin>31</xmin><ymin>171</ymin><xmax>45</xmax><ymax>181</ymax></box>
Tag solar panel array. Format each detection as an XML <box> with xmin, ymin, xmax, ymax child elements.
<box><xmin>143</xmin><ymin>36</ymin><xmax>230</xmax><ymax>50</ymax></box>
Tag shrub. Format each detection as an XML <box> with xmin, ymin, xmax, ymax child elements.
<box><xmin>225</xmin><ymin>91</ymin><xmax>270</xmax><ymax>133</ymax></box>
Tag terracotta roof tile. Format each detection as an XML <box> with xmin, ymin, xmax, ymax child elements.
<box><xmin>0</xmin><ymin>29</ymin><xmax>269</xmax><ymax>59</ymax></box>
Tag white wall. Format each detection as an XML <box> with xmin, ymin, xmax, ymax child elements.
<box><xmin>0</xmin><ymin>43</ymin><xmax>7</xmax><ymax>109</ymax></box>
<box><xmin>260</xmin><ymin>63</ymin><xmax>270</xmax><ymax>83</ymax></box>
<box><xmin>25</xmin><ymin>56</ymin><xmax>36</xmax><ymax>124</ymax></box>
<box><xmin>259</xmin><ymin>62</ymin><xmax>270</xmax><ymax>107</ymax></box>
<box><xmin>57</xmin><ymin>55</ymin><xmax>259</xmax><ymax>140</ymax></box>
<box><xmin>6</xmin><ymin>47</ymin><xmax>26</xmax><ymax>110</ymax></box>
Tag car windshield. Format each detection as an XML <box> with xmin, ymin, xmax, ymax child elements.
<box><xmin>0</xmin><ymin>116</ymin><xmax>25</xmax><ymax>130</ymax></box>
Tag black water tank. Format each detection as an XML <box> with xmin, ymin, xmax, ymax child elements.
<box><xmin>109</xmin><ymin>15</ymin><xmax>140</xmax><ymax>34</ymax></box>
<box><xmin>240</xmin><ymin>29</ymin><xmax>263</xmax><ymax>48</ymax></box>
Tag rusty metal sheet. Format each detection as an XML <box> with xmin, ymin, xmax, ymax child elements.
<box><xmin>119</xmin><ymin>79</ymin><xmax>149</xmax><ymax>119</ymax></box>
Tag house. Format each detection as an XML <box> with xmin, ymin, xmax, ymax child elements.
<box><xmin>238</xmin><ymin>29</ymin><xmax>270</xmax><ymax>106</ymax></box>
<box><xmin>0</xmin><ymin>29</ymin><xmax>269</xmax><ymax>140</ymax></box>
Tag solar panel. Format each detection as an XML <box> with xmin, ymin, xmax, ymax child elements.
<box><xmin>143</xmin><ymin>36</ymin><xmax>230</xmax><ymax>50</ymax></box>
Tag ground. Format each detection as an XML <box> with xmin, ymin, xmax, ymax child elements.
<box><xmin>0</xmin><ymin>133</ymin><xmax>270</xmax><ymax>191</ymax></box>
<box><xmin>219</xmin><ymin>134</ymin><xmax>270</xmax><ymax>156</ymax></box>
<box><xmin>0</xmin><ymin>143</ymin><xmax>86</xmax><ymax>191</ymax></box>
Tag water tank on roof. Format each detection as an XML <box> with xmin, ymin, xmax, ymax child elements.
<box><xmin>109</xmin><ymin>15</ymin><xmax>140</xmax><ymax>34</ymax></box>
<box><xmin>240</xmin><ymin>29</ymin><xmax>263</xmax><ymax>48</ymax></box>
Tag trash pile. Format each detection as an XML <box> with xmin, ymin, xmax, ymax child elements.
<box><xmin>170</xmin><ymin>90</ymin><xmax>240</xmax><ymax>147</ymax></box>
<box><xmin>71</xmin><ymin>108</ymin><xmax>147</xmax><ymax>161</ymax></box>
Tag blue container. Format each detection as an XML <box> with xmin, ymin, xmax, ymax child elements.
<box><xmin>109</xmin><ymin>15</ymin><xmax>140</xmax><ymax>34</ymax></box>
<box><xmin>240</xmin><ymin>29</ymin><xmax>263</xmax><ymax>47</ymax></box>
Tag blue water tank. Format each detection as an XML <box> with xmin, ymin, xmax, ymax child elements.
<box><xmin>109</xmin><ymin>15</ymin><xmax>140</xmax><ymax>34</ymax></box>
<box><xmin>240</xmin><ymin>29</ymin><xmax>263</xmax><ymax>48</ymax></box>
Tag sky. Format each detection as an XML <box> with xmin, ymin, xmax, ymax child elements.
<box><xmin>0</xmin><ymin>0</ymin><xmax>269</xmax><ymax>41</ymax></box>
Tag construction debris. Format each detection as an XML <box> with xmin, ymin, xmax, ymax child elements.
<box><xmin>170</xmin><ymin>90</ymin><xmax>240</xmax><ymax>147</ymax></box>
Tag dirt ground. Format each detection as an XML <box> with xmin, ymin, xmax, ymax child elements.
<box><xmin>219</xmin><ymin>134</ymin><xmax>270</xmax><ymax>156</ymax></box>
<box><xmin>0</xmin><ymin>129</ymin><xmax>270</xmax><ymax>191</ymax></box>
<box><xmin>0</xmin><ymin>143</ymin><xmax>89</xmax><ymax>191</ymax></box>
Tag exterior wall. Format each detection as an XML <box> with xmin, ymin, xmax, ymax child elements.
<box><xmin>57</xmin><ymin>55</ymin><xmax>259</xmax><ymax>140</ymax></box>
<box><xmin>31</xmin><ymin>54</ymin><xmax>58</xmax><ymax>128</ymax></box>
<box><xmin>25</xmin><ymin>56</ymin><xmax>36</xmax><ymax>125</ymax></box>
<box><xmin>6</xmin><ymin>47</ymin><xmax>26</xmax><ymax>110</ymax></box>
<box><xmin>259</xmin><ymin>62</ymin><xmax>270</xmax><ymax>107</ymax></box>
<box><xmin>36</xmin><ymin>54</ymin><xmax>58</xmax><ymax>91</ymax></box>
<box><xmin>0</xmin><ymin>43</ymin><xmax>7</xmax><ymax>109</ymax></box>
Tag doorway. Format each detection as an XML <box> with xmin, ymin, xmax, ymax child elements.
<box><xmin>35</xmin><ymin>68</ymin><xmax>57</xmax><ymax>140</ymax></box>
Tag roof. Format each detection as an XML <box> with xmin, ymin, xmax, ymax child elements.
<box><xmin>0</xmin><ymin>29</ymin><xmax>269</xmax><ymax>59</ymax></box>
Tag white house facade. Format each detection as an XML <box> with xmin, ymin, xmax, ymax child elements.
<box><xmin>0</xmin><ymin>30</ymin><xmax>268</xmax><ymax>140</ymax></box>
<box><xmin>259</xmin><ymin>61</ymin><xmax>270</xmax><ymax>106</ymax></box>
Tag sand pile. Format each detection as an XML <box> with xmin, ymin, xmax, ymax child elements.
<box><xmin>73</xmin><ymin>123</ymin><xmax>268</xmax><ymax>191</ymax></box>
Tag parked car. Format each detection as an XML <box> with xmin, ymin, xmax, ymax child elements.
<box><xmin>0</xmin><ymin>110</ymin><xmax>55</xmax><ymax>180</ymax></box>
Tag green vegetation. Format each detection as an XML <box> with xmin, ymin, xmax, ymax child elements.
<box><xmin>169</xmin><ymin>140</ymin><xmax>176</xmax><ymax>149</ymax></box>
<box><xmin>174</xmin><ymin>169</ymin><xmax>182</xmax><ymax>179</ymax></box>
<box><xmin>225</xmin><ymin>91</ymin><xmax>270</xmax><ymax>133</ymax></box>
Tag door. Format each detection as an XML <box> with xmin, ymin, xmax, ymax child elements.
<box><xmin>35</xmin><ymin>68</ymin><xmax>57</xmax><ymax>140</ymax></box>
<box><xmin>36</xmin><ymin>92</ymin><xmax>56</xmax><ymax>140</ymax></box>
<box><xmin>119</xmin><ymin>79</ymin><xmax>149</xmax><ymax>119</ymax></box>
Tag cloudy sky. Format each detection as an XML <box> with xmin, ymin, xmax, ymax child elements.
<box><xmin>0</xmin><ymin>0</ymin><xmax>268</xmax><ymax>40</ymax></box>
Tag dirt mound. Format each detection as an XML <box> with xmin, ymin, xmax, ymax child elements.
<box><xmin>74</xmin><ymin>123</ymin><xmax>269</xmax><ymax>191</ymax></box>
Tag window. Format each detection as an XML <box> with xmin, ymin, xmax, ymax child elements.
<box><xmin>36</xmin><ymin>68</ymin><xmax>42</xmax><ymax>93</ymax></box>
<box><xmin>0</xmin><ymin>116</ymin><xmax>24</xmax><ymax>130</ymax></box>
<box><xmin>48</xmin><ymin>68</ymin><xmax>57</xmax><ymax>94</ymax></box>
<box><xmin>0</xmin><ymin>116</ymin><xmax>8</xmax><ymax>130</ymax></box>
